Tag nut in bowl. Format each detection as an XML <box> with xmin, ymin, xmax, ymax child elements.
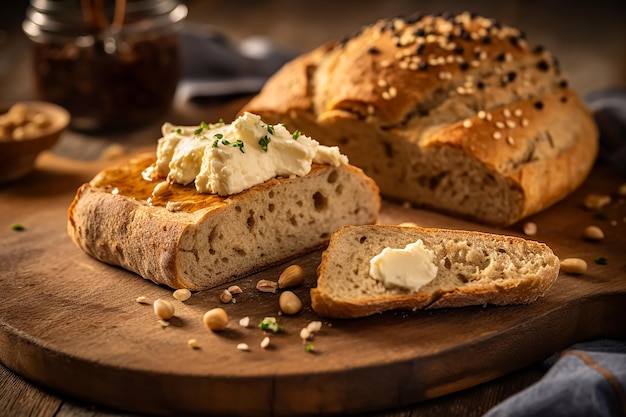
<box><xmin>0</xmin><ymin>101</ymin><xmax>70</xmax><ymax>183</ymax></box>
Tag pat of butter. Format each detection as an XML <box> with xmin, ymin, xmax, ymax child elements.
<box><xmin>369</xmin><ymin>239</ymin><xmax>438</xmax><ymax>291</ymax></box>
<box><xmin>155</xmin><ymin>112</ymin><xmax>348</xmax><ymax>195</ymax></box>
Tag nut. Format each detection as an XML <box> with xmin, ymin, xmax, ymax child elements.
<box><xmin>583</xmin><ymin>225</ymin><xmax>604</xmax><ymax>241</ymax></box>
<box><xmin>278</xmin><ymin>265</ymin><xmax>305</xmax><ymax>289</ymax></box>
<box><xmin>153</xmin><ymin>298</ymin><xmax>175</xmax><ymax>320</ymax></box>
<box><xmin>260</xmin><ymin>336</ymin><xmax>270</xmax><ymax>349</ymax></box>
<box><xmin>398</xmin><ymin>222</ymin><xmax>418</xmax><ymax>228</ymax></box>
<box><xmin>279</xmin><ymin>291</ymin><xmax>303</xmax><ymax>315</ymax></box>
<box><xmin>187</xmin><ymin>339</ymin><xmax>199</xmax><ymax>349</ymax></box>
<box><xmin>300</xmin><ymin>328</ymin><xmax>312</xmax><ymax>341</ymax></box>
<box><xmin>583</xmin><ymin>194</ymin><xmax>611</xmax><ymax>211</ymax></box>
<box><xmin>220</xmin><ymin>289</ymin><xmax>233</xmax><ymax>303</ymax></box>
<box><xmin>256</xmin><ymin>279</ymin><xmax>278</xmax><ymax>293</ymax></box>
<box><xmin>523</xmin><ymin>222</ymin><xmax>537</xmax><ymax>236</ymax></box>
<box><xmin>306</xmin><ymin>321</ymin><xmax>323</xmax><ymax>333</ymax></box>
<box><xmin>227</xmin><ymin>285</ymin><xmax>243</xmax><ymax>294</ymax></box>
<box><xmin>203</xmin><ymin>308</ymin><xmax>229</xmax><ymax>331</ymax></box>
<box><xmin>560</xmin><ymin>258</ymin><xmax>588</xmax><ymax>275</ymax></box>
<box><xmin>152</xmin><ymin>181</ymin><xmax>169</xmax><ymax>197</ymax></box>
<box><xmin>135</xmin><ymin>296</ymin><xmax>148</xmax><ymax>304</ymax></box>
<box><xmin>237</xmin><ymin>343</ymin><xmax>250</xmax><ymax>351</ymax></box>
<box><xmin>173</xmin><ymin>288</ymin><xmax>191</xmax><ymax>301</ymax></box>
<box><xmin>239</xmin><ymin>316</ymin><xmax>250</xmax><ymax>328</ymax></box>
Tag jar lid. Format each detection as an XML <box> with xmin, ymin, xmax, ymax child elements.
<box><xmin>23</xmin><ymin>0</ymin><xmax>187</xmax><ymax>40</ymax></box>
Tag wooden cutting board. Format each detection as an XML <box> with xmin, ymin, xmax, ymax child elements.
<box><xmin>0</xmin><ymin>150</ymin><xmax>625</xmax><ymax>417</ymax></box>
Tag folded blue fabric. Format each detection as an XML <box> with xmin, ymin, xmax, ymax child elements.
<box><xmin>483</xmin><ymin>340</ymin><xmax>626</xmax><ymax>417</ymax></box>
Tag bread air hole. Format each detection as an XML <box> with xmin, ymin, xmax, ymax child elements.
<box><xmin>268</xmin><ymin>203</ymin><xmax>275</xmax><ymax>213</ymax></box>
<box><xmin>327</xmin><ymin>170</ymin><xmax>338</xmax><ymax>184</ymax></box>
<box><xmin>313</xmin><ymin>191</ymin><xmax>328</xmax><ymax>211</ymax></box>
<box><xmin>247</xmin><ymin>210</ymin><xmax>255</xmax><ymax>229</ymax></box>
<box><xmin>359</xmin><ymin>236</ymin><xmax>367</xmax><ymax>244</ymax></box>
<box><xmin>335</xmin><ymin>184</ymin><xmax>343</xmax><ymax>195</ymax></box>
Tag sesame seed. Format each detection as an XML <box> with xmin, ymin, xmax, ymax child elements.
<box><xmin>388</xmin><ymin>86</ymin><xmax>398</xmax><ymax>97</ymax></box>
<box><xmin>463</xmin><ymin>119</ymin><xmax>472</xmax><ymax>128</ymax></box>
<box><xmin>380</xmin><ymin>60</ymin><xmax>391</xmax><ymax>68</ymax></box>
<box><xmin>485</xmin><ymin>112</ymin><xmax>493</xmax><ymax>121</ymax></box>
<box><xmin>507</xmin><ymin>136</ymin><xmax>515</xmax><ymax>145</ymax></box>
<box><xmin>492</xmin><ymin>131</ymin><xmax>502</xmax><ymax>140</ymax></box>
<box><xmin>506</xmin><ymin>120</ymin><xmax>517</xmax><ymax>128</ymax></box>
<box><xmin>446</xmin><ymin>55</ymin><xmax>455</xmax><ymax>64</ymax></box>
<box><xmin>470</xmin><ymin>60</ymin><xmax>480</xmax><ymax>68</ymax></box>
<box><xmin>514</xmin><ymin>109</ymin><xmax>523</xmax><ymax>117</ymax></box>
<box><xmin>521</xmin><ymin>118</ymin><xmax>529</xmax><ymax>127</ymax></box>
<box><xmin>382</xmin><ymin>91</ymin><xmax>391</xmax><ymax>100</ymax></box>
<box><xmin>457</xmin><ymin>86</ymin><xmax>466</xmax><ymax>94</ymax></box>
<box><xmin>377</xmin><ymin>79</ymin><xmax>388</xmax><ymax>87</ymax></box>
<box><xmin>503</xmin><ymin>109</ymin><xmax>511</xmax><ymax>118</ymax></box>
<box><xmin>496</xmin><ymin>121</ymin><xmax>506</xmax><ymax>129</ymax></box>
<box><xmin>399</xmin><ymin>61</ymin><xmax>409</xmax><ymax>69</ymax></box>
<box><xmin>478</xmin><ymin>110</ymin><xmax>486</xmax><ymax>119</ymax></box>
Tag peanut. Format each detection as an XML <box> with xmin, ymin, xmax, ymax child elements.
<box><xmin>560</xmin><ymin>258</ymin><xmax>588</xmax><ymax>275</ymax></box>
<box><xmin>583</xmin><ymin>194</ymin><xmax>611</xmax><ymax>211</ymax></box>
<box><xmin>583</xmin><ymin>225</ymin><xmax>604</xmax><ymax>241</ymax></box>
<box><xmin>173</xmin><ymin>288</ymin><xmax>191</xmax><ymax>301</ymax></box>
<box><xmin>279</xmin><ymin>291</ymin><xmax>302</xmax><ymax>315</ymax></box>
<box><xmin>203</xmin><ymin>308</ymin><xmax>229</xmax><ymax>331</ymax></box>
<box><xmin>523</xmin><ymin>222</ymin><xmax>537</xmax><ymax>236</ymax></box>
<box><xmin>153</xmin><ymin>298</ymin><xmax>175</xmax><ymax>320</ymax></box>
<box><xmin>260</xmin><ymin>336</ymin><xmax>270</xmax><ymax>349</ymax></box>
<box><xmin>227</xmin><ymin>285</ymin><xmax>243</xmax><ymax>294</ymax></box>
<box><xmin>220</xmin><ymin>289</ymin><xmax>233</xmax><ymax>303</ymax></box>
<box><xmin>278</xmin><ymin>265</ymin><xmax>305</xmax><ymax>289</ymax></box>
<box><xmin>256</xmin><ymin>279</ymin><xmax>278</xmax><ymax>293</ymax></box>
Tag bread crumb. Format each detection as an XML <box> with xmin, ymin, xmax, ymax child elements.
<box><xmin>237</xmin><ymin>343</ymin><xmax>250</xmax><ymax>351</ymax></box>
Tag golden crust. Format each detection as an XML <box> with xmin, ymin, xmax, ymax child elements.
<box><xmin>242</xmin><ymin>12</ymin><xmax>599</xmax><ymax>226</ymax></box>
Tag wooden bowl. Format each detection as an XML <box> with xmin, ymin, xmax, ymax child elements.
<box><xmin>0</xmin><ymin>101</ymin><xmax>70</xmax><ymax>184</ymax></box>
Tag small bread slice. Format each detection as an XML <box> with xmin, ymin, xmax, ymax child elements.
<box><xmin>311</xmin><ymin>225</ymin><xmax>559</xmax><ymax>318</ymax></box>
<box><xmin>68</xmin><ymin>154</ymin><xmax>380</xmax><ymax>290</ymax></box>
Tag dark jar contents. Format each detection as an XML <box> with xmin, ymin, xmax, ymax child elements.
<box><xmin>23</xmin><ymin>0</ymin><xmax>187</xmax><ymax>132</ymax></box>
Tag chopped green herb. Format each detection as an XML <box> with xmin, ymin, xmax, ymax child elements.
<box><xmin>595</xmin><ymin>257</ymin><xmax>608</xmax><ymax>265</ymax></box>
<box><xmin>258</xmin><ymin>135</ymin><xmax>271</xmax><ymax>152</ymax></box>
<box><xmin>267</xmin><ymin>125</ymin><xmax>274</xmax><ymax>135</ymax></box>
<box><xmin>222</xmin><ymin>139</ymin><xmax>231</xmax><ymax>145</ymax></box>
<box><xmin>279</xmin><ymin>122</ymin><xmax>286</xmax><ymax>127</ymax></box>
<box><xmin>259</xmin><ymin>317</ymin><xmax>282</xmax><ymax>333</ymax></box>
<box><xmin>233</xmin><ymin>140</ymin><xmax>245</xmax><ymax>153</ymax></box>
<box><xmin>305</xmin><ymin>343</ymin><xmax>315</xmax><ymax>353</ymax></box>
<box><xmin>212</xmin><ymin>140</ymin><xmax>219</xmax><ymax>148</ymax></box>
<box><xmin>201</xmin><ymin>121</ymin><xmax>209</xmax><ymax>129</ymax></box>
<box><xmin>194</xmin><ymin>127</ymin><xmax>204</xmax><ymax>135</ymax></box>
<box><xmin>176</xmin><ymin>128</ymin><xmax>182</xmax><ymax>134</ymax></box>
<box><xmin>292</xmin><ymin>130</ymin><xmax>302</xmax><ymax>140</ymax></box>
<box><xmin>214</xmin><ymin>133</ymin><xmax>224</xmax><ymax>139</ymax></box>
<box><xmin>218</xmin><ymin>118</ymin><xmax>224</xmax><ymax>124</ymax></box>
<box><xmin>11</xmin><ymin>223</ymin><xmax>24</xmax><ymax>231</ymax></box>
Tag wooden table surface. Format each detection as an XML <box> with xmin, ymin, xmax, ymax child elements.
<box><xmin>1</xmin><ymin>1</ymin><xmax>625</xmax><ymax>416</ymax></box>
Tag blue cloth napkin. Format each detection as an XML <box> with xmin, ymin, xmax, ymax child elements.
<box><xmin>484</xmin><ymin>90</ymin><xmax>626</xmax><ymax>416</ymax></box>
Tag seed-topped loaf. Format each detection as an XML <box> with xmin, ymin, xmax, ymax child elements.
<box><xmin>68</xmin><ymin>114</ymin><xmax>380</xmax><ymax>290</ymax></box>
<box><xmin>311</xmin><ymin>225</ymin><xmax>560</xmax><ymax>318</ymax></box>
<box><xmin>240</xmin><ymin>12</ymin><xmax>599</xmax><ymax>226</ymax></box>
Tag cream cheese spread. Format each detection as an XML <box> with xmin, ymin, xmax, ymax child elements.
<box><xmin>369</xmin><ymin>239</ymin><xmax>439</xmax><ymax>291</ymax></box>
<box><xmin>155</xmin><ymin>112</ymin><xmax>348</xmax><ymax>195</ymax></box>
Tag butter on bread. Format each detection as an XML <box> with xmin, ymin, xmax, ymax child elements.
<box><xmin>241</xmin><ymin>12</ymin><xmax>598</xmax><ymax>226</ymax></box>
<box><xmin>68</xmin><ymin>153</ymin><xmax>380</xmax><ymax>290</ymax></box>
<box><xmin>311</xmin><ymin>225</ymin><xmax>560</xmax><ymax>318</ymax></box>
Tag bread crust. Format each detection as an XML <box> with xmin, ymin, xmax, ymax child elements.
<box><xmin>68</xmin><ymin>154</ymin><xmax>380</xmax><ymax>290</ymax></box>
<box><xmin>241</xmin><ymin>13</ymin><xmax>598</xmax><ymax>226</ymax></box>
<box><xmin>311</xmin><ymin>225</ymin><xmax>560</xmax><ymax>318</ymax></box>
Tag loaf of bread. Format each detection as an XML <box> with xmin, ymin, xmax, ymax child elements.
<box><xmin>241</xmin><ymin>12</ymin><xmax>598</xmax><ymax>226</ymax></box>
<box><xmin>311</xmin><ymin>225</ymin><xmax>560</xmax><ymax>318</ymax></box>
<box><xmin>68</xmin><ymin>153</ymin><xmax>380</xmax><ymax>290</ymax></box>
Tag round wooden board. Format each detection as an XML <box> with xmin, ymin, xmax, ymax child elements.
<box><xmin>1</xmin><ymin>152</ymin><xmax>625</xmax><ymax>416</ymax></box>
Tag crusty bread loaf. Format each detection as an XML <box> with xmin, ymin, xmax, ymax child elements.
<box><xmin>241</xmin><ymin>12</ymin><xmax>599</xmax><ymax>226</ymax></box>
<box><xmin>68</xmin><ymin>153</ymin><xmax>380</xmax><ymax>290</ymax></box>
<box><xmin>311</xmin><ymin>225</ymin><xmax>559</xmax><ymax>318</ymax></box>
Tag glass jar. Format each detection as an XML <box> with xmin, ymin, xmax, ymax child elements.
<box><xmin>23</xmin><ymin>0</ymin><xmax>187</xmax><ymax>132</ymax></box>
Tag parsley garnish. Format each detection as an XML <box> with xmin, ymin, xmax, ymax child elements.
<box><xmin>11</xmin><ymin>223</ymin><xmax>24</xmax><ymax>231</ymax></box>
<box><xmin>222</xmin><ymin>139</ymin><xmax>231</xmax><ymax>145</ymax></box>
<box><xmin>201</xmin><ymin>121</ymin><xmax>209</xmax><ymax>129</ymax></box>
<box><xmin>194</xmin><ymin>127</ymin><xmax>204</xmax><ymax>135</ymax></box>
<box><xmin>305</xmin><ymin>344</ymin><xmax>315</xmax><ymax>353</ymax></box>
<box><xmin>233</xmin><ymin>140</ymin><xmax>245</xmax><ymax>153</ymax></box>
<box><xmin>292</xmin><ymin>130</ymin><xmax>302</xmax><ymax>140</ymax></box>
<box><xmin>267</xmin><ymin>125</ymin><xmax>274</xmax><ymax>135</ymax></box>
<box><xmin>218</xmin><ymin>118</ymin><xmax>224</xmax><ymax>124</ymax></box>
<box><xmin>258</xmin><ymin>135</ymin><xmax>271</xmax><ymax>152</ymax></box>
<box><xmin>259</xmin><ymin>317</ymin><xmax>282</xmax><ymax>333</ymax></box>
<box><xmin>176</xmin><ymin>128</ymin><xmax>182</xmax><ymax>134</ymax></box>
<box><xmin>214</xmin><ymin>133</ymin><xmax>224</xmax><ymax>139</ymax></box>
<box><xmin>212</xmin><ymin>140</ymin><xmax>219</xmax><ymax>148</ymax></box>
<box><xmin>595</xmin><ymin>257</ymin><xmax>608</xmax><ymax>265</ymax></box>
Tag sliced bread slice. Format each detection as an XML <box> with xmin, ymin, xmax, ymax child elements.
<box><xmin>311</xmin><ymin>225</ymin><xmax>560</xmax><ymax>318</ymax></box>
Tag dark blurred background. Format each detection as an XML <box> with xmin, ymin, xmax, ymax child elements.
<box><xmin>2</xmin><ymin>0</ymin><xmax>625</xmax><ymax>108</ymax></box>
